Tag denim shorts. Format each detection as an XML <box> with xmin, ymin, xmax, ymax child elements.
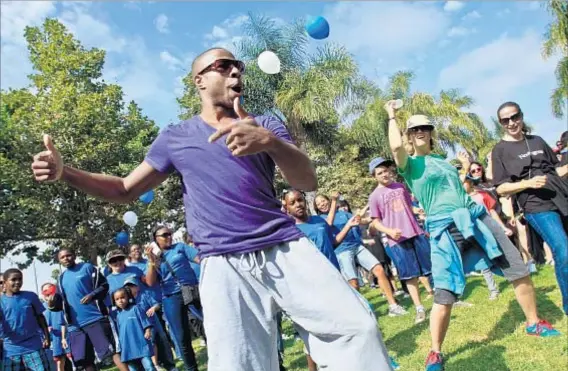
<box><xmin>336</xmin><ymin>245</ymin><xmax>381</xmax><ymax>281</ymax></box>
<box><xmin>385</xmin><ymin>234</ymin><xmax>432</xmax><ymax>280</ymax></box>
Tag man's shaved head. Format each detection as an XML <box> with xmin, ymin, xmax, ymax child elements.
<box><xmin>191</xmin><ymin>47</ymin><xmax>235</xmax><ymax>79</ymax></box>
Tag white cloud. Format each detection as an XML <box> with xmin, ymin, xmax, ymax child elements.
<box><xmin>448</xmin><ymin>26</ymin><xmax>475</xmax><ymax>38</ymax></box>
<box><xmin>438</xmin><ymin>30</ymin><xmax>559</xmax><ymax>122</ymax></box>
<box><xmin>205</xmin><ymin>25</ymin><xmax>229</xmax><ymax>40</ymax></box>
<box><xmin>160</xmin><ymin>50</ymin><xmax>183</xmax><ymax>71</ymax></box>
<box><xmin>59</xmin><ymin>8</ymin><xmax>127</xmax><ymax>53</ymax></box>
<box><xmin>203</xmin><ymin>14</ymin><xmax>249</xmax><ymax>52</ymax></box>
<box><xmin>0</xmin><ymin>1</ymin><xmax>57</xmax><ymax>89</ymax></box>
<box><xmin>444</xmin><ymin>1</ymin><xmax>465</xmax><ymax>12</ymax></box>
<box><xmin>462</xmin><ymin>10</ymin><xmax>481</xmax><ymax>21</ymax></box>
<box><xmin>154</xmin><ymin>14</ymin><xmax>169</xmax><ymax>34</ymax></box>
<box><xmin>323</xmin><ymin>2</ymin><xmax>450</xmax><ymax>64</ymax></box>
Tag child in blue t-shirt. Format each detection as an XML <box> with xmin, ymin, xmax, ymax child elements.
<box><xmin>41</xmin><ymin>282</ymin><xmax>71</xmax><ymax>371</ymax></box>
<box><xmin>0</xmin><ymin>269</ymin><xmax>52</xmax><ymax>371</ymax></box>
<box><xmin>112</xmin><ymin>287</ymin><xmax>156</xmax><ymax>371</ymax></box>
<box><xmin>123</xmin><ymin>275</ymin><xmax>177</xmax><ymax>371</ymax></box>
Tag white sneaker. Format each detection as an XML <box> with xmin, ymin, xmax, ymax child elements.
<box><xmin>388</xmin><ymin>304</ymin><xmax>408</xmax><ymax>316</ymax></box>
<box><xmin>415</xmin><ymin>308</ymin><xmax>427</xmax><ymax>324</ymax></box>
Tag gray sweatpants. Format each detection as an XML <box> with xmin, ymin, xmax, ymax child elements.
<box><xmin>199</xmin><ymin>237</ymin><xmax>393</xmax><ymax>371</ymax></box>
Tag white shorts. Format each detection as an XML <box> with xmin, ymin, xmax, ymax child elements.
<box><xmin>200</xmin><ymin>237</ymin><xmax>393</xmax><ymax>371</ymax></box>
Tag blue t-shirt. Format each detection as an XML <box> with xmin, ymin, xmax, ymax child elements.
<box><xmin>116</xmin><ymin>304</ymin><xmax>154</xmax><ymax>362</ymax></box>
<box><xmin>296</xmin><ymin>216</ymin><xmax>340</xmax><ymax>270</ymax></box>
<box><xmin>44</xmin><ymin>307</ymin><xmax>69</xmax><ymax>356</ymax></box>
<box><xmin>127</xmin><ymin>259</ymin><xmax>163</xmax><ymax>303</ymax></box>
<box><xmin>60</xmin><ymin>262</ymin><xmax>104</xmax><ymax>329</ymax></box>
<box><xmin>144</xmin><ymin>115</ymin><xmax>304</xmax><ymax>258</ymax></box>
<box><xmin>0</xmin><ymin>291</ymin><xmax>44</xmax><ymax>356</ymax></box>
<box><xmin>106</xmin><ymin>266</ymin><xmax>145</xmax><ymax>297</ymax></box>
<box><xmin>135</xmin><ymin>291</ymin><xmax>160</xmax><ymax>328</ymax></box>
<box><xmin>158</xmin><ymin>243</ymin><xmax>198</xmax><ymax>296</ymax></box>
<box><xmin>185</xmin><ymin>245</ymin><xmax>202</xmax><ymax>282</ymax></box>
<box><xmin>323</xmin><ymin>210</ymin><xmax>362</xmax><ymax>253</ymax></box>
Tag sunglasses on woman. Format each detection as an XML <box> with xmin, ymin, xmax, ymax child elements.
<box><xmin>409</xmin><ymin>125</ymin><xmax>433</xmax><ymax>133</ymax></box>
<box><xmin>470</xmin><ymin>167</ymin><xmax>482</xmax><ymax>175</ymax></box>
<box><xmin>156</xmin><ymin>232</ymin><xmax>172</xmax><ymax>238</ymax></box>
<box><xmin>198</xmin><ymin>59</ymin><xmax>245</xmax><ymax>75</ymax></box>
<box><xmin>499</xmin><ymin>111</ymin><xmax>522</xmax><ymax>125</ymax></box>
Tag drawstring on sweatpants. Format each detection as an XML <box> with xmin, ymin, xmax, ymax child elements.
<box><xmin>238</xmin><ymin>250</ymin><xmax>267</xmax><ymax>276</ymax></box>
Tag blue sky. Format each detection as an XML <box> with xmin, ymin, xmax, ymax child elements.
<box><xmin>1</xmin><ymin>0</ymin><xmax>567</xmax><ymax>291</ymax></box>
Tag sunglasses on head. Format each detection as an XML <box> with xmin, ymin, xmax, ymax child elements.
<box><xmin>198</xmin><ymin>59</ymin><xmax>245</xmax><ymax>75</ymax></box>
<box><xmin>409</xmin><ymin>126</ymin><xmax>433</xmax><ymax>133</ymax></box>
<box><xmin>499</xmin><ymin>111</ymin><xmax>522</xmax><ymax>125</ymax></box>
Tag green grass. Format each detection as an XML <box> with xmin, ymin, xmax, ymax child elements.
<box><xmin>113</xmin><ymin>266</ymin><xmax>568</xmax><ymax>370</ymax></box>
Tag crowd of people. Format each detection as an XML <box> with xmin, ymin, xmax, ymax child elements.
<box><xmin>1</xmin><ymin>46</ymin><xmax>566</xmax><ymax>371</ymax></box>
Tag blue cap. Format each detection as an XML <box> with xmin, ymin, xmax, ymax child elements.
<box><xmin>368</xmin><ymin>157</ymin><xmax>394</xmax><ymax>175</ymax></box>
<box><xmin>123</xmin><ymin>274</ymin><xmax>140</xmax><ymax>287</ymax></box>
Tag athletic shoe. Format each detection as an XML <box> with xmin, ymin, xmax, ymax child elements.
<box><xmin>425</xmin><ymin>350</ymin><xmax>444</xmax><ymax>371</ymax></box>
<box><xmin>390</xmin><ymin>356</ymin><xmax>401</xmax><ymax>370</ymax></box>
<box><xmin>388</xmin><ymin>304</ymin><xmax>408</xmax><ymax>316</ymax></box>
<box><xmin>415</xmin><ymin>308</ymin><xmax>427</xmax><ymax>324</ymax></box>
<box><xmin>526</xmin><ymin>320</ymin><xmax>561</xmax><ymax>337</ymax></box>
<box><xmin>528</xmin><ymin>260</ymin><xmax>537</xmax><ymax>273</ymax></box>
<box><xmin>489</xmin><ymin>291</ymin><xmax>500</xmax><ymax>301</ymax></box>
<box><xmin>453</xmin><ymin>300</ymin><xmax>473</xmax><ymax>308</ymax></box>
<box><xmin>394</xmin><ymin>290</ymin><xmax>405</xmax><ymax>297</ymax></box>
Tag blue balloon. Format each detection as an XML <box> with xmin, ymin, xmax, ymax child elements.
<box><xmin>305</xmin><ymin>16</ymin><xmax>330</xmax><ymax>40</ymax></box>
<box><xmin>139</xmin><ymin>190</ymin><xmax>154</xmax><ymax>204</ymax></box>
<box><xmin>116</xmin><ymin>231</ymin><xmax>129</xmax><ymax>246</ymax></box>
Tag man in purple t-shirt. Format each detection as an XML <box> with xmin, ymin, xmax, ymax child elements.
<box><xmin>31</xmin><ymin>47</ymin><xmax>392</xmax><ymax>371</ymax></box>
<box><xmin>368</xmin><ymin>157</ymin><xmax>433</xmax><ymax>324</ymax></box>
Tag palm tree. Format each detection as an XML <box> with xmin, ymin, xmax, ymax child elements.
<box><xmin>349</xmin><ymin>71</ymin><xmax>496</xmax><ymax>159</ymax></box>
<box><xmin>178</xmin><ymin>13</ymin><xmax>377</xmax><ymax>149</ymax></box>
<box><xmin>542</xmin><ymin>0</ymin><xmax>568</xmax><ymax>119</ymax></box>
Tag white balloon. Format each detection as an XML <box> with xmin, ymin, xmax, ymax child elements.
<box><xmin>123</xmin><ymin>211</ymin><xmax>138</xmax><ymax>227</ymax></box>
<box><xmin>257</xmin><ymin>51</ymin><xmax>281</xmax><ymax>74</ymax></box>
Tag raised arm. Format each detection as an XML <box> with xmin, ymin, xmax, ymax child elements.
<box><xmin>325</xmin><ymin>192</ymin><xmax>340</xmax><ymax>226</ymax></box>
<box><xmin>32</xmin><ymin>134</ymin><xmax>168</xmax><ymax>204</ymax></box>
<box><xmin>333</xmin><ymin>215</ymin><xmax>360</xmax><ymax>246</ymax></box>
<box><xmin>385</xmin><ymin>101</ymin><xmax>408</xmax><ymax>170</ymax></box>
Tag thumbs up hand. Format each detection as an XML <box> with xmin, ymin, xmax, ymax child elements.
<box><xmin>208</xmin><ymin>97</ymin><xmax>274</xmax><ymax>157</ymax></box>
<box><xmin>31</xmin><ymin>134</ymin><xmax>64</xmax><ymax>182</ymax></box>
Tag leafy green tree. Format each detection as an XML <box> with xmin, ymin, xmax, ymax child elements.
<box><xmin>1</xmin><ymin>19</ymin><xmax>180</xmax><ymax>266</ymax></box>
<box><xmin>543</xmin><ymin>0</ymin><xmax>568</xmax><ymax>119</ymax></box>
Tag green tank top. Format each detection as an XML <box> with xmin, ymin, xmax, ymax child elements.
<box><xmin>399</xmin><ymin>155</ymin><xmax>474</xmax><ymax>217</ymax></box>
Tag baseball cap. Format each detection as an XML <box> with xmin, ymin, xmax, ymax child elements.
<box><xmin>123</xmin><ymin>274</ymin><xmax>140</xmax><ymax>287</ymax></box>
<box><xmin>368</xmin><ymin>157</ymin><xmax>394</xmax><ymax>175</ymax></box>
<box><xmin>106</xmin><ymin>249</ymin><xmax>127</xmax><ymax>263</ymax></box>
<box><xmin>406</xmin><ymin>115</ymin><xmax>434</xmax><ymax>131</ymax></box>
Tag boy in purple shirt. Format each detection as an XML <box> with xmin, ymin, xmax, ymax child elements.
<box><xmin>368</xmin><ymin>157</ymin><xmax>433</xmax><ymax>324</ymax></box>
<box><xmin>31</xmin><ymin>47</ymin><xmax>392</xmax><ymax>371</ymax></box>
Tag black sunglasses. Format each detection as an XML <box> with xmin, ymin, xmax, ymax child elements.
<box><xmin>198</xmin><ymin>59</ymin><xmax>245</xmax><ymax>75</ymax></box>
<box><xmin>156</xmin><ymin>232</ymin><xmax>172</xmax><ymax>238</ymax></box>
<box><xmin>108</xmin><ymin>257</ymin><xmax>125</xmax><ymax>265</ymax></box>
<box><xmin>499</xmin><ymin>111</ymin><xmax>522</xmax><ymax>125</ymax></box>
<box><xmin>409</xmin><ymin>125</ymin><xmax>433</xmax><ymax>133</ymax></box>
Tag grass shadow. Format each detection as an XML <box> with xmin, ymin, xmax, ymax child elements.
<box><xmin>447</xmin><ymin>282</ymin><xmax>564</xmax><ymax>360</ymax></box>
<box><xmin>447</xmin><ymin>344</ymin><xmax>509</xmax><ymax>371</ymax></box>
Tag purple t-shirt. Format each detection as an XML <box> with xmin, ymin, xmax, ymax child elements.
<box><xmin>369</xmin><ymin>182</ymin><xmax>424</xmax><ymax>247</ymax></box>
<box><xmin>145</xmin><ymin>115</ymin><xmax>304</xmax><ymax>257</ymax></box>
